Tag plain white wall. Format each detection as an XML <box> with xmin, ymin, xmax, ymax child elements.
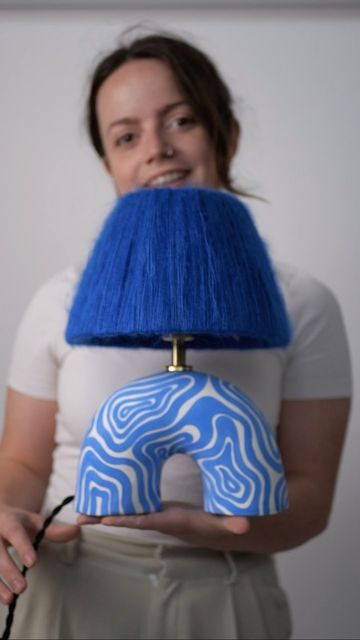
<box><xmin>0</xmin><ymin>7</ymin><xmax>359</xmax><ymax>639</ymax></box>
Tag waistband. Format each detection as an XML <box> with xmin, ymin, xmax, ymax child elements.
<box><xmin>50</xmin><ymin>524</ymin><xmax>273</xmax><ymax>585</ymax></box>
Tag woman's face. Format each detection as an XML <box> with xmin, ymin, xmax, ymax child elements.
<box><xmin>96</xmin><ymin>58</ymin><xmax>222</xmax><ymax>195</ymax></box>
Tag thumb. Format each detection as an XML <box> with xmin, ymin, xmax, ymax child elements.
<box><xmin>44</xmin><ymin>523</ymin><xmax>81</xmax><ymax>543</ymax></box>
<box><xmin>222</xmin><ymin>516</ymin><xmax>250</xmax><ymax>535</ymax></box>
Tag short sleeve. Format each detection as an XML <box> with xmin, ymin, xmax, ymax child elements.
<box><xmin>282</xmin><ymin>270</ymin><xmax>352</xmax><ymax>400</ymax></box>
<box><xmin>7</xmin><ymin>268</ymin><xmax>77</xmax><ymax>400</ymax></box>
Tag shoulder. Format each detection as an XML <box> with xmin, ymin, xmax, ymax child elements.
<box><xmin>274</xmin><ymin>261</ymin><xmax>342</xmax><ymax>324</ymax></box>
<box><xmin>13</xmin><ymin>265</ymin><xmax>82</xmax><ymax>344</ymax></box>
<box><xmin>275</xmin><ymin>261</ymin><xmax>336</xmax><ymax>304</ymax></box>
<box><xmin>22</xmin><ymin>265</ymin><xmax>81</xmax><ymax>326</ymax></box>
<box><xmin>29</xmin><ymin>265</ymin><xmax>80</xmax><ymax>308</ymax></box>
<box><xmin>7</xmin><ymin>266</ymin><xmax>82</xmax><ymax>399</ymax></box>
<box><xmin>276</xmin><ymin>262</ymin><xmax>352</xmax><ymax>399</ymax></box>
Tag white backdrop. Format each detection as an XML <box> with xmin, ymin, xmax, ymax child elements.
<box><xmin>0</xmin><ymin>6</ymin><xmax>359</xmax><ymax>639</ymax></box>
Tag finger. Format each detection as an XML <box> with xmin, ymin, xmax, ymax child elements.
<box><xmin>0</xmin><ymin>539</ymin><xmax>27</xmax><ymax>597</ymax></box>
<box><xmin>222</xmin><ymin>516</ymin><xmax>250</xmax><ymax>535</ymax></box>
<box><xmin>101</xmin><ymin>514</ymin><xmax>154</xmax><ymax>528</ymax></box>
<box><xmin>45</xmin><ymin>523</ymin><xmax>81</xmax><ymax>543</ymax></box>
<box><xmin>0</xmin><ymin>515</ymin><xmax>39</xmax><ymax>568</ymax></box>
<box><xmin>101</xmin><ymin>508</ymin><xmax>196</xmax><ymax>532</ymax></box>
<box><xmin>77</xmin><ymin>515</ymin><xmax>101</xmax><ymax>525</ymax></box>
<box><xmin>101</xmin><ymin>509</ymin><xmax>250</xmax><ymax>538</ymax></box>
<box><xmin>0</xmin><ymin>577</ymin><xmax>14</xmax><ymax>605</ymax></box>
<box><xmin>179</xmin><ymin>511</ymin><xmax>250</xmax><ymax>537</ymax></box>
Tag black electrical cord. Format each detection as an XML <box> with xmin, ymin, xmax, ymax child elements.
<box><xmin>1</xmin><ymin>495</ymin><xmax>75</xmax><ymax>640</ymax></box>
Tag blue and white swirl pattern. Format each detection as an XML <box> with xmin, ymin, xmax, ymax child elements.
<box><xmin>75</xmin><ymin>371</ymin><xmax>288</xmax><ymax>516</ymax></box>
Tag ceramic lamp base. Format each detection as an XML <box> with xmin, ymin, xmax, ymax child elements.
<box><xmin>75</xmin><ymin>371</ymin><xmax>288</xmax><ymax>517</ymax></box>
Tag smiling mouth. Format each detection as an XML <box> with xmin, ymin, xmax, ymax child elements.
<box><xmin>147</xmin><ymin>170</ymin><xmax>190</xmax><ymax>187</ymax></box>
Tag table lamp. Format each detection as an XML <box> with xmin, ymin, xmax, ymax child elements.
<box><xmin>66</xmin><ymin>187</ymin><xmax>291</xmax><ymax>518</ymax></box>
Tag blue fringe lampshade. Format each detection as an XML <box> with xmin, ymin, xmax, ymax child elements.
<box><xmin>66</xmin><ymin>188</ymin><xmax>292</xmax><ymax>518</ymax></box>
<box><xmin>66</xmin><ymin>187</ymin><xmax>291</xmax><ymax>349</ymax></box>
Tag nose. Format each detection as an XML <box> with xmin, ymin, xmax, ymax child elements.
<box><xmin>144</xmin><ymin>127</ymin><xmax>173</xmax><ymax>164</ymax></box>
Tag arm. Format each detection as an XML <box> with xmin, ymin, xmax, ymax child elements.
<box><xmin>81</xmin><ymin>396</ymin><xmax>350</xmax><ymax>552</ymax></box>
<box><xmin>0</xmin><ymin>388</ymin><xmax>79</xmax><ymax>604</ymax></box>
<box><xmin>0</xmin><ymin>388</ymin><xmax>56</xmax><ymax>510</ymax></box>
<box><xmin>224</xmin><ymin>395</ymin><xmax>351</xmax><ymax>552</ymax></box>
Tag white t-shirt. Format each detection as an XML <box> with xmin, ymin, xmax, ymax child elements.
<box><xmin>7</xmin><ymin>262</ymin><xmax>352</xmax><ymax>544</ymax></box>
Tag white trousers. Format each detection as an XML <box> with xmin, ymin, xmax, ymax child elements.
<box><xmin>0</xmin><ymin>527</ymin><xmax>292</xmax><ymax>640</ymax></box>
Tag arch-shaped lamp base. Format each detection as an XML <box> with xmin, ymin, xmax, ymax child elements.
<box><xmin>75</xmin><ymin>371</ymin><xmax>288</xmax><ymax>517</ymax></box>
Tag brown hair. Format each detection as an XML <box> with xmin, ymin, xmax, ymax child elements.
<box><xmin>87</xmin><ymin>30</ymin><xmax>249</xmax><ymax>197</ymax></box>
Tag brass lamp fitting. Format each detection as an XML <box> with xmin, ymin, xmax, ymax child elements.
<box><xmin>163</xmin><ymin>335</ymin><xmax>193</xmax><ymax>372</ymax></box>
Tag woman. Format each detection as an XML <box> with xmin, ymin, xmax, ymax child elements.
<box><xmin>0</xmin><ymin>31</ymin><xmax>352</xmax><ymax>639</ymax></box>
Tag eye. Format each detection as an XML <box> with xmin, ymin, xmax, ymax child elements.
<box><xmin>168</xmin><ymin>115</ymin><xmax>196</xmax><ymax>130</ymax></box>
<box><xmin>175</xmin><ymin>116</ymin><xmax>193</xmax><ymax>126</ymax></box>
<box><xmin>114</xmin><ymin>132</ymin><xmax>136</xmax><ymax>147</ymax></box>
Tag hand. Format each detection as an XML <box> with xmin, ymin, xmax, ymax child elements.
<box><xmin>78</xmin><ymin>501</ymin><xmax>250</xmax><ymax>550</ymax></box>
<box><xmin>0</xmin><ymin>505</ymin><xmax>80</xmax><ymax>604</ymax></box>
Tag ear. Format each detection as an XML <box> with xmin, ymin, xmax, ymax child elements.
<box><xmin>228</xmin><ymin>119</ymin><xmax>240</xmax><ymax>160</ymax></box>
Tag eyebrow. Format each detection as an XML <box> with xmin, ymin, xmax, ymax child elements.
<box><xmin>107</xmin><ymin>101</ymin><xmax>189</xmax><ymax>133</ymax></box>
